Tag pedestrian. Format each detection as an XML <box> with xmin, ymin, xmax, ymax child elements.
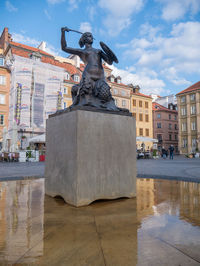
<box><xmin>169</xmin><ymin>145</ymin><xmax>174</xmax><ymax>160</ymax></box>
<box><xmin>162</xmin><ymin>147</ymin><xmax>167</xmax><ymax>159</ymax></box>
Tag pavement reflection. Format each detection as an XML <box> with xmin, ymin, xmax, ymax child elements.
<box><xmin>0</xmin><ymin>178</ymin><xmax>200</xmax><ymax>265</ymax></box>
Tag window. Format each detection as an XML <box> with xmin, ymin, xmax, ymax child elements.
<box><xmin>113</xmin><ymin>89</ymin><xmax>118</xmax><ymax>95</ymax></box>
<box><xmin>145</xmin><ymin>128</ymin><xmax>149</xmax><ymax>136</ymax></box>
<box><xmin>192</xmin><ymin>139</ymin><xmax>196</xmax><ymax>147</ymax></box>
<box><xmin>145</xmin><ymin>114</ymin><xmax>149</xmax><ymax>122</ymax></box>
<box><xmin>110</xmin><ymin>77</ymin><xmax>114</xmax><ymax>82</ymax></box>
<box><xmin>175</xmin><ymin>134</ymin><xmax>177</xmax><ymax>140</ymax></box>
<box><xmin>139</xmin><ymin>114</ymin><xmax>143</xmax><ymax>121</ymax></box>
<box><xmin>169</xmin><ymin>114</ymin><xmax>171</xmax><ymax>119</ymax></box>
<box><xmin>117</xmin><ymin>78</ymin><xmax>121</xmax><ymax>84</ymax></box>
<box><xmin>191</xmin><ymin>121</ymin><xmax>196</xmax><ymax>130</ymax></box>
<box><xmin>64</xmin><ymin>88</ymin><xmax>68</xmax><ymax>94</ymax></box>
<box><xmin>0</xmin><ymin>114</ymin><xmax>4</xmax><ymax>125</ymax></box>
<box><xmin>157</xmin><ymin>113</ymin><xmax>161</xmax><ymax>119</ymax></box>
<box><xmin>169</xmin><ymin>123</ymin><xmax>172</xmax><ymax>130</ymax></box>
<box><xmin>181</xmin><ymin>96</ymin><xmax>186</xmax><ymax>103</ymax></box>
<box><xmin>145</xmin><ymin>102</ymin><xmax>148</xmax><ymax>108</ymax></box>
<box><xmin>181</xmin><ymin>107</ymin><xmax>186</xmax><ymax>116</ymax></box>
<box><xmin>132</xmin><ymin>113</ymin><xmax>136</xmax><ymax>119</ymax></box>
<box><xmin>157</xmin><ymin>123</ymin><xmax>161</xmax><ymax>128</ymax></box>
<box><xmin>190</xmin><ymin>94</ymin><xmax>195</xmax><ymax>101</ymax></box>
<box><xmin>174</xmin><ymin>115</ymin><xmax>177</xmax><ymax>120</ymax></box>
<box><xmin>183</xmin><ymin>139</ymin><xmax>187</xmax><ymax>148</ymax></box>
<box><xmin>182</xmin><ymin>123</ymin><xmax>187</xmax><ymax>132</ymax></box>
<box><xmin>74</xmin><ymin>75</ymin><xmax>79</xmax><ymax>82</ymax></box>
<box><xmin>191</xmin><ymin>105</ymin><xmax>196</xmax><ymax>115</ymax></box>
<box><xmin>65</xmin><ymin>72</ymin><xmax>70</xmax><ymax>80</ymax></box>
<box><xmin>0</xmin><ymin>94</ymin><xmax>5</xmax><ymax>104</ymax></box>
<box><xmin>175</xmin><ymin>124</ymin><xmax>177</xmax><ymax>130</ymax></box>
<box><xmin>133</xmin><ymin>99</ymin><xmax>136</xmax><ymax>106</ymax></box>
<box><xmin>122</xmin><ymin>100</ymin><xmax>126</xmax><ymax>107</ymax></box>
<box><xmin>169</xmin><ymin>134</ymin><xmax>172</xmax><ymax>141</ymax></box>
<box><xmin>0</xmin><ymin>75</ymin><xmax>6</xmax><ymax>85</ymax></box>
<box><xmin>121</xmin><ymin>90</ymin><xmax>126</xmax><ymax>96</ymax></box>
<box><xmin>0</xmin><ymin>57</ymin><xmax>4</xmax><ymax>66</ymax></box>
<box><xmin>157</xmin><ymin>134</ymin><xmax>162</xmax><ymax>141</ymax></box>
<box><xmin>139</xmin><ymin>101</ymin><xmax>142</xmax><ymax>107</ymax></box>
<box><xmin>64</xmin><ymin>102</ymin><xmax>66</xmax><ymax>108</ymax></box>
<box><xmin>139</xmin><ymin>128</ymin><xmax>143</xmax><ymax>136</ymax></box>
<box><xmin>115</xmin><ymin>98</ymin><xmax>118</xmax><ymax>106</ymax></box>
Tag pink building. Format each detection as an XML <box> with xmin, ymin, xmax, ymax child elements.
<box><xmin>153</xmin><ymin>102</ymin><xmax>179</xmax><ymax>153</ymax></box>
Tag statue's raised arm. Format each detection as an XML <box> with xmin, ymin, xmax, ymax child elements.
<box><xmin>61</xmin><ymin>27</ymin><xmax>83</xmax><ymax>57</ymax></box>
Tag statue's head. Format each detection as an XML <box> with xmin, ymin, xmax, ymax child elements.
<box><xmin>79</xmin><ymin>32</ymin><xmax>93</xmax><ymax>48</ymax></box>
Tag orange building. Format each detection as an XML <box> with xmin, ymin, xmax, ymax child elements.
<box><xmin>0</xmin><ymin>28</ymin><xmax>11</xmax><ymax>149</ymax></box>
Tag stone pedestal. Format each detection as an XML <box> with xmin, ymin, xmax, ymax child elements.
<box><xmin>45</xmin><ymin>108</ymin><xmax>136</xmax><ymax>207</ymax></box>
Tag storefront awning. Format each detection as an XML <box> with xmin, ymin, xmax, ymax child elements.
<box><xmin>28</xmin><ymin>134</ymin><xmax>45</xmax><ymax>144</ymax></box>
<box><xmin>136</xmin><ymin>137</ymin><xmax>158</xmax><ymax>143</ymax></box>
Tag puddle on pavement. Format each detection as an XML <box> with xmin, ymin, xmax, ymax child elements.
<box><xmin>0</xmin><ymin>178</ymin><xmax>200</xmax><ymax>265</ymax></box>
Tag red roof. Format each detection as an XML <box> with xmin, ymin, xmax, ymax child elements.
<box><xmin>133</xmin><ymin>92</ymin><xmax>152</xmax><ymax>99</ymax></box>
<box><xmin>8</xmin><ymin>41</ymin><xmax>82</xmax><ymax>80</ymax></box>
<box><xmin>176</xmin><ymin>81</ymin><xmax>200</xmax><ymax>95</ymax></box>
<box><xmin>10</xmin><ymin>41</ymin><xmax>52</xmax><ymax>56</ymax></box>
<box><xmin>152</xmin><ymin>102</ymin><xmax>177</xmax><ymax>113</ymax></box>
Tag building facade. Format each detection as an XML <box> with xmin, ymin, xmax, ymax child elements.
<box><xmin>152</xmin><ymin>102</ymin><xmax>179</xmax><ymax>153</ymax></box>
<box><xmin>1</xmin><ymin>27</ymin><xmax>81</xmax><ymax>148</ymax></box>
<box><xmin>0</xmin><ymin>29</ymin><xmax>11</xmax><ymax>149</ymax></box>
<box><xmin>131</xmin><ymin>86</ymin><xmax>153</xmax><ymax>150</ymax></box>
<box><xmin>176</xmin><ymin>81</ymin><xmax>200</xmax><ymax>154</ymax></box>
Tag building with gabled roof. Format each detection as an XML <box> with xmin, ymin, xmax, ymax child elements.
<box><xmin>130</xmin><ymin>85</ymin><xmax>154</xmax><ymax>151</ymax></box>
<box><xmin>0</xmin><ymin>27</ymin><xmax>82</xmax><ymax>149</ymax></box>
<box><xmin>152</xmin><ymin>102</ymin><xmax>179</xmax><ymax>154</ymax></box>
<box><xmin>176</xmin><ymin>81</ymin><xmax>200</xmax><ymax>154</ymax></box>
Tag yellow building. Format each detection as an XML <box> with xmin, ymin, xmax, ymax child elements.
<box><xmin>130</xmin><ymin>86</ymin><xmax>154</xmax><ymax>150</ymax></box>
<box><xmin>176</xmin><ymin>81</ymin><xmax>200</xmax><ymax>154</ymax></box>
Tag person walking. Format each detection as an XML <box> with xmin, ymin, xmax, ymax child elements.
<box><xmin>169</xmin><ymin>145</ymin><xmax>174</xmax><ymax>160</ymax></box>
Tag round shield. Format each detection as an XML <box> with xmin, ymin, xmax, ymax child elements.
<box><xmin>100</xmin><ymin>41</ymin><xmax>119</xmax><ymax>63</ymax></box>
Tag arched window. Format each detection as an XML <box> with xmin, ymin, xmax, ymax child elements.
<box><xmin>65</xmin><ymin>72</ymin><xmax>70</xmax><ymax>80</ymax></box>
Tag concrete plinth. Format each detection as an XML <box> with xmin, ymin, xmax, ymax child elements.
<box><xmin>45</xmin><ymin>109</ymin><xmax>136</xmax><ymax>207</ymax></box>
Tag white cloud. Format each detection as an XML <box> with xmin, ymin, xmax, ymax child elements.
<box><xmin>111</xmin><ymin>65</ymin><xmax>166</xmax><ymax>95</ymax></box>
<box><xmin>79</xmin><ymin>22</ymin><xmax>92</xmax><ymax>33</ymax></box>
<box><xmin>5</xmin><ymin>1</ymin><xmax>18</xmax><ymax>12</ymax></box>
<box><xmin>98</xmin><ymin>0</ymin><xmax>144</xmax><ymax>36</ymax></box>
<box><xmin>12</xmin><ymin>33</ymin><xmax>60</xmax><ymax>56</ymax></box>
<box><xmin>120</xmin><ymin>21</ymin><xmax>200</xmax><ymax>85</ymax></box>
<box><xmin>87</xmin><ymin>5</ymin><xmax>96</xmax><ymax>21</ymax></box>
<box><xmin>47</xmin><ymin>0</ymin><xmax>65</xmax><ymax>4</ymax></box>
<box><xmin>12</xmin><ymin>33</ymin><xmax>40</xmax><ymax>47</ymax></box>
<box><xmin>44</xmin><ymin>9</ymin><xmax>51</xmax><ymax>20</ymax></box>
<box><xmin>157</xmin><ymin>0</ymin><xmax>200</xmax><ymax>21</ymax></box>
<box><xmin>68</xmin><ymin>0</ymin><xmax>81</xmax><ymax>11</ymax></box>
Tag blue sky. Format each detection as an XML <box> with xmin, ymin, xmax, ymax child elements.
<box><xmin>1</xmin><ymin>0</ymin><xmax>200</xmax><ymax>96</ymax></box>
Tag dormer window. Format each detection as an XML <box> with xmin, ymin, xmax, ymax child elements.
<box><xmin>111</xmin><ymin>77</ymin><xmax>114</xmax><ymax>82</ymax></box>
<box><xmin>30</xmin><ymin>52</ymin><xmax>41</xmax><ymax>61</ymax></box>
<box><xmin>74</xmin><ymin>75</ymin><xmax>80</xmax><ymax>82</ymax></box>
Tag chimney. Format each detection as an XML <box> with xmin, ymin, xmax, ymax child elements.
<box><xmin>0</xmin><ymin>27</ymin><xmax>11</xmax><ymax>51</ymax></box>
<box><xmin>38</xmin><ymin>41</ymin><xmax>46</xmax><ymax>51</ymax></box>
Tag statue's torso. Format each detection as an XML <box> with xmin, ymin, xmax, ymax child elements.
<box><xmin>82</xmin><ymin>48</ymin><xmax>104</xmax><ymax>80</ymax></box>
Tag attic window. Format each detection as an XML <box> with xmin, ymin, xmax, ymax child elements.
<box><xmin>30</xmin><ymin>52</ymin><xmax>41</xmax><ymax>61</ymax></box>
<box><xmin>117</xmin><ymin>77</ymin><xmax>121</xmax><ymax>84</ymax></box>
<box><xmin>74</xmin><ymin>75</ymin><xmax>80</xmax><ymax>82</ymax></box>
<box><xmin>110</xmin><ymin>76</ymin><xmax>114</xmax><ymax>82</ymax></box>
